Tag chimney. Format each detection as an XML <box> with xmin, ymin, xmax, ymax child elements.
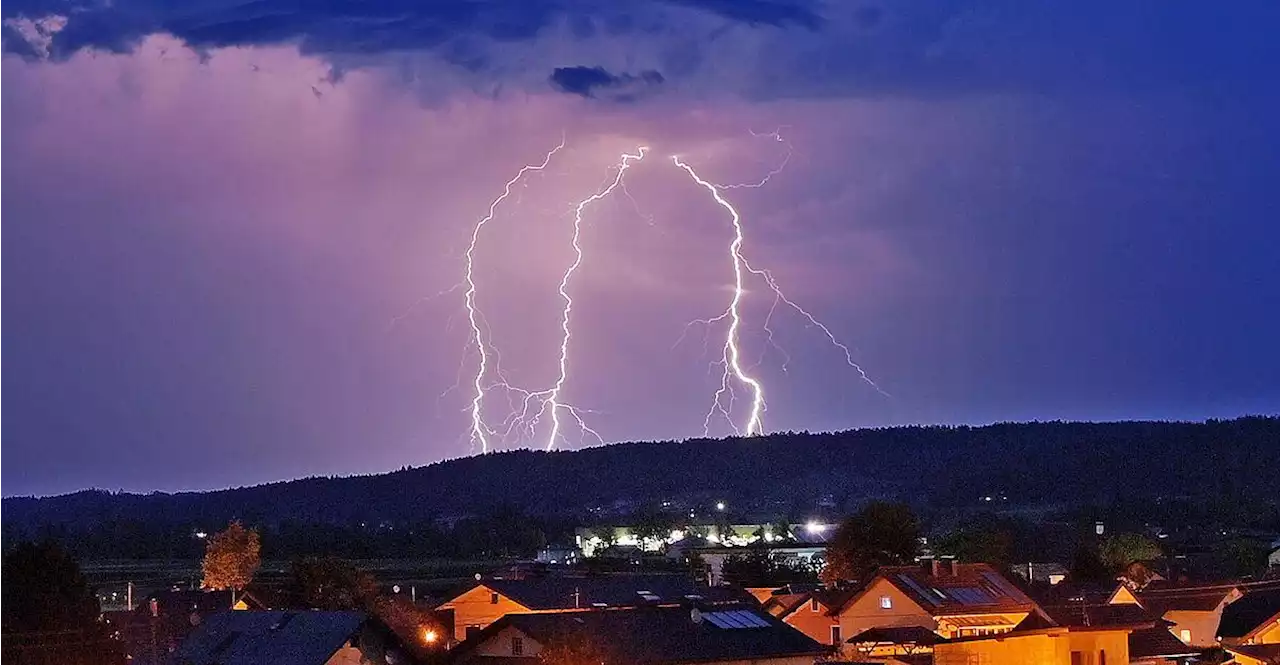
<box><xmin>948</xmin><ymin>558</ymin><xmax>959</xmax><ymax>576</ymax></box>
<box><xmin>921</xmin><ymin>556</ymin><xmax>938</xmax><ymax>577</ymax></box>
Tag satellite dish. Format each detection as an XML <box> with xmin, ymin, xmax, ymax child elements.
<box><xmin>690</xmin><ymin>608</ymin><xmax>703</xmax><ymax>624</ymax></box>
<box><xmin>475</xmin><ymin>573</ymin><xmax>483</xmax><ymax>581</ymax></box>
<box><xmin>392</xmin><ymin>585</ymin><xmax>401</xmax><ymax>594</ymax></box>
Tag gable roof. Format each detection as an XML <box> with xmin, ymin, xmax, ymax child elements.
<box><xmin>473</xmin><ymin>574</ymin><xmax>748</xmax><ymax>611</ymax></box>
<box><xmin>873</xmin><ymin>563</ymin><xmax>1038</xmax><ymax>616</ymax></box>
<box><xmin>1137</xmin><ymin>585</ymin><xmax>1237</xmax><ymax>615</ymax></box>
<box><xmin>848</xmin><ymin>625</ymin><xmax>942</xmax><ymax>646</ymax></box>
<box><xmin>171</xmin><ymin>610</ymin><xmax>365</xmax><ymax>665</ymax></box>
<box><xmin>1228</xmin><ymin>643</ymin><xmax>1280</xmax><ymax>664</ymax></box>
<box><xmin>769</xmin><ymin>587</ymin><xmax>859</xmax><ymax>619</ymax></box>
<box><xmin>454</xmin><ymin>604</ymin><xmax>825</xmax><ymax>665</ymax></box>
<box><xmin>1217</xmin><ymin>587</ymin><xmax>1280</xmax><ymax>639</ymax></box>
<box><xmin>1040</xmin><ymin>602</ymin><xmax>1158</xmax><ymax>628</ymax></box>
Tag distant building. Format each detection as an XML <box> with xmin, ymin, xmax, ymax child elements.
<box><xmin>446</xmin><ymin>604</ymin><xmax>826</xmax><ymax>665</ymax></box>
<box><xmin>534</xmin><ymin>544</ymin><xmax>580</xmax><ymax>565</ymax></box>
<box><xmin>575</xmin><ymin>521</ymin><xmax>834</xmax><ymax>557</ymax></box>
<box><xmin>932</xmin><ymin>615</ymin><xmax>1134</xmax><ymax>665</ymax></box>
<box><xmin>171</xmin><ymin>610</ymin><xmax>415</xmax><ymax>665</ymax></box>
<box><xmin>1010</xmin><ymin>562</ymin><xmax>1070</xmax><ymax>586</ymax></box>
<box><xmin>434</xmin><ymin>573</ymin><xmax>748</xmax><ymax>642</ymax></box>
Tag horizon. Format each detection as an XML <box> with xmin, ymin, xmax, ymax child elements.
<box><xmin>5</xmin><ymin>413</ymin><xmax>1274</xmax><ymax>499</ymax></box>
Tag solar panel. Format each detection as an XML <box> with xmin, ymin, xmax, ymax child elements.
<box><xmin>704</xmin><ymin>611</ymin><xmax>769</xmax><ymax>629</ymax></box>
<box><xmin>896</xmin><ymin>574</ymin><xmax>941</xmax><ymax>606</ymax></box>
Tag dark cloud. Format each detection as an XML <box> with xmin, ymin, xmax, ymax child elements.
<box><xmin>549</xmin><ymin>66</ymin><xmax>664</xmax><ymax>101</ymax></box>
<box><xmin>3</xmin><ymin>0</ymin><xmax>1278</xmax><ymax>102</ymax></box>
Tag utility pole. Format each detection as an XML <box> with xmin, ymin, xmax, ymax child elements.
<box><xmin>127</xmin><ymin>581</ymin><xmax>134</xmax><ymax>611</ymax></box>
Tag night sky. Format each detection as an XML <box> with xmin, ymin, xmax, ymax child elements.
<box><xmin>4</xmin><ymin>1</ymin><xmax>1279</xmax><ymax>497</ymax></box>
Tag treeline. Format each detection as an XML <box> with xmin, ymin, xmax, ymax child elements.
<box><xmin>4</xmin><ymin>417</ymin><xmax>1277</xmax><ymax>560</ymax></box>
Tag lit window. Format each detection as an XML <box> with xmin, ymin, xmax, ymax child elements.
<box><xmin>490</xmin><ymin>592</ymin><xmax>500</xmax><ymax>605</ymax></box>
<box><xmin>1180</xmin><ymin>629</ymin><xmax>1191</xmax><ymax>643</ymax></box>
<box><xmin>511</xmin><ymin>636</ymin><xmax>524</xmax><ymax>656</ymax></box>
<box><xmin>810</xmin><ymin>598</ymin><xmax>819</xmax><ymax>612</ymax></box>
<box><xmin>879</xmin><ymin>596</ymin><xmax>892</xmax><ymax>610</ymax></box>
<box><xmin>831</xmin><ymin>625</ymin><xmax>842</xmax><ymax>645</ymax></box>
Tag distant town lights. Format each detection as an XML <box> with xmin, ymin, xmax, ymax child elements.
<box><xmin>715</xmin><ymin>501</ymin><xmax>726</xmax><ymax>511</ymax></box>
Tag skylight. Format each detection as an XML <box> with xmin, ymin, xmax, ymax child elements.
<box><xmin>704</xmin><ymin>611</ymin><xmax>771</xmax><ymax>629</ymax></box>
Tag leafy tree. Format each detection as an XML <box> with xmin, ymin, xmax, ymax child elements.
<box><xmin>722</xmin><ymin>547</ymin><xmax>817</xmax><ymax>588</ymax></box>
<box><xmin>1069</xmin><ymin>543</ymin><xmax>1112</xmax><ymax>584</ymax></box>
<box><xmin>1</xmin><ymin>541</ymin><xmax>127</xmax><ymax>665</ymax></box>
<box><xmin>201</xmin><ymin>521</ymin><xmax>261</xmax><ymax>595</ymax></box>
<box><xmin>935</xmin><ymin>516</ymin><xmax>1017</xmax><ymax>568</ymax></box>
<box><xmin>1099</xmin><ymin>533</ymin><xmax>1162</xmax><ymax>572</ymax></box>
<box><xmin>821</xmin><ymin>502</ymin><xmax>920</xmax><ymax>583</ymax></box>
<box><xmin>632</xmin><ymin>511</ymin><xmax>675</xmax><ymax>550</ymax></box>
<box><xmin>290</xmin><ymin>556</ymin><xmax>380</xmax><ymax>610</ymax></box>
<box><xmin>539</xmin><ymin>632</ymin><xmax>612</xmax><ymax>665</ymax></box>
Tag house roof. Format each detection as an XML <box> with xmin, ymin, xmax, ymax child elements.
<box><xmin>170</xmin><ymin>610</ymin><xmax>366</xmax><ymax>665</ymax></box>
<box><xmin>1137</xmin><ymin>586</ymin><xmax>1236</xmax><ymax>614</ymax></box>
<box><xmin>768</xmin><ymin>587</ymin><xmax>859</xmax><ymax>619</ymax></box>
<box><xmin>874</xmin><ymin>563</ymin><xmax>1038</xmax><ymax>617</ymax></box>
<box><xmin>1040</xmin><ymin>602</ymin><xmax>1158</xmax><ymax>628</ymax></box>
<box><xmin>848</xmin><ymin>626</ymin><xmax>942</xmax><ymax>646</ymax></box>
<box><xmin>454</xmin><ymin>604</ymin><xmax>825</xmax><ymax>665</ymax></box>
<box><xmin>1127</xmin><ymin>626</ymin><xmax>1199</xmax><ymax>659</ymax></box>
<box><xmin>1228</xmin><ymin>643</ymin><xmax>1280</xmax><ymax>665</ymax></box>
<box><xmin>1217</xmin><ymin>587</ymin><xmax>1280</xmax><ymax>639</ymax></box>
<box><xmin>475</xmin><ymin>574</ymin><xmax>748</xmax><ymax>611</ymax></box>
<box><xmin>762</xmin><ymin>593</ymin><xmax>809</xmax><ymax>618</ymax></box>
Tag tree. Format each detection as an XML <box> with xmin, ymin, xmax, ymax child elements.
<box><xmin>1099</xmin><ymin>533</ymin><xmax>1162</xmax><ymax>572</ymax></box>
<box><xmin>1069</xmin><ymin>543</ymin><xmax>1111</xmax><ymax>584</ymax></box>
<box><xmin>201</xmin><ymin>521</ymin><xmax>261</xmax><ymax>595</ymax></box>
<box><xmin>290</xmin><ymin>556</ymin><xmax>380</xmax><ymax>610</ymax></box>
<box><xmin>934</xmin><ymin>516</ymin><xmax>1017</xmax><ymax>568</ymax></box>
<box><xmin>539</xmin><ymin>633</ymin><xmax>612</xmax><ymax>665</ymax></box>
<box><xmin>2</xmin><ymin>540</ymin><xmax>127</xmax><ymax>665</ymax></box>
<box><xmin>821</xmin><ymin>502</ymin><xmax>920</xmax><ymax>583</ymax></box>
<box><xmin>721</xmin><ymin>547</ymin><xmax>817</xmax><ymax>588</ymax></box>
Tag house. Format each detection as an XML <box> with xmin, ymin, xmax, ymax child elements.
<box><xmin>446</xmin><ymin>604</ymin><xmax>827</xmax><ymax>665</ymax></box>
<box><xmin>761</xmin><ymin>587</ymin><xmax>858</xmax><ymax>647</ymax></box>
<box><xmin>1227</xmin><ymin>643</ymin><xmax>1280</xmax><ymax>665</ymax></box>
<box><xmin>835</xmin><ymin>561</ymin><xmax>1041</xmax><ymax>650</ymax></box>
<box><xmin>103</xmin><ymin>589</ymin><xmax>267</xmax><ymax>665</ymax></box>
<box><xmin>1132</xmin><ymin>583</ymin><xmax>1243</xmax><ymax>647</ymax></box>
<box><xmin>932</xmin><ymin>617</ymin><xmax>1134</xmax><ymax>665</ymax></box>
<box><xmin>1217</xmin><ymin>586</ymin><xmax>1280</xmax><ymax>646</ymax></box>
<box><xmin>171</xmin><ymin>610</ymin><xmax>417</xmax><ymax>665</ymax></box>
<box><xmin>435</xmin><ymin>573</ymin><xmax>748</xmax><ymax>641</ymax></box>
<box><xmin>1040</xmin><ymin>599</ymin><xmax>1198</xmax><ymax>664</ymax></box>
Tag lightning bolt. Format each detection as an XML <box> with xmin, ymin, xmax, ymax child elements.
<box><xmin>715</xmin><ymin>128</ymin><xmax>792</xmax><ymax>190</ymax></box>
<box><xmin>461</xmin><ymin>138</ymin><xmax>565</xmax><ymax>453</ymax></box>
<box><xmin>673</xmin><ymin>156</ymin><xmax>766</xmax><ymax>437</ymax></box>
<box><xmin>540</xmin><ymin>147</ymin><xmax>648</xmax><ymax>450</ymax></box>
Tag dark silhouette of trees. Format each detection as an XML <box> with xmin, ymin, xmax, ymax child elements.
<box><xmin>1</xmin><ymin>541</ymin><xmax>126</xmax><ymax>665</ymax></box>
<box><xmin>722</xmin><ymin>547</ymin><xmax>817</xmax><ymax>588</ymax></box>
<box><xmin>290</xmin><ymin>556</ymin><xmax>380</xmax><ymax>610</ymax></box>
<box><xmin>821</xmin><ymin>502</ymin><xmax>920</xmax><ymax>583</ymax></box>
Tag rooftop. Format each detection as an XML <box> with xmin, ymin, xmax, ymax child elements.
<box><xmin>1217</xmin><ymin>586</ymin><xmax>1280</xmax><ymax>639</ymax></box>
<box><xmin>171</xmin><ymin>610</ymin><xmax>369</xmax><ymax>665</ymax></box>
<box><xmin>476</xmin><ymin>574</ymin><xmax>748</xmax><ymax>611</ymax></box>
<box><xmin>876</xmin><ymin>563</ymin><xmax>1038</xmax><ymax>616</ymax></box>
<box><xmin>454</xmin><ymin>604</ymin><xmax>825</xmax><ymax>665</ymax></box>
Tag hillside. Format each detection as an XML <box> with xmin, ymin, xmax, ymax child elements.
<box><xmin>6</xmin><ymin>417</ymin><xmax>1277</xmax><ymax>535</ymax></box>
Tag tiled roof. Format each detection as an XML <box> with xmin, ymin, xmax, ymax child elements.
<box><xmin>876</xmin><ymin>563</ymin><xmax>1038</xmax><ymax>616</ymax></box>
<box><xmin>1217</xmin><ymin>587</ymin><xmax>1280</xmax><ymax>639</ymax></box>
<box><xmin>454</xmin><ymin>604</ymin><xmax>825</xmax><ymax>665</ymax></box>
<box><xmin>171</xmin><ymin>610</ymin><xmax>366</xmax><ymax>665</ymax></box>
<box><xmin>1127</xmin><ymin>626</ymin><xmax>1199</xmax><ymax>659</ymax></box>
<box><xmin>1137</xmin><ymin>586</ymin><xmax>1235</xmax><ymax>614</ymax></box>
<box><xmin>479</xmin><ymin>574</ymin><xmax>748</xmax><ymax>610</ymax></box>
<box><xmin>762</xmin><ymin>593</ymin><xmax>809</xmax><ymax>618</ymax></box>
<box><xmin>848</xmin><ymin>626</ymin><xmax>942</xmax><ymax>646</ymax></box>
<box><xmin>1040</xmin><ymin>602</ymin><xmax>1157</xmax><ymax>627</ymax></box>
<box><xmin>1228</xmin><ymin>643</ymin><xmax>1280</xmax><ymax>664</ymax></box>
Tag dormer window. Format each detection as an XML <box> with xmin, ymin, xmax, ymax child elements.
<box><xmin>490</xmin><ymin>592</ymin><xmax>500</xmax><ymax>604</ymax></box>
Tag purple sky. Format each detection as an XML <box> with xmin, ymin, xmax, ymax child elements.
<box><xmin>4</xmin><ymin>2</ymin><xmax>1279</xmax><ymax>496</ymax></box>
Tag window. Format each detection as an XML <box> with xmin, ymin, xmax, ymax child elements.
<box><xmin>879</xmin><ymin>595</ymin><xmax>893</xmax><ymax>609</ymax></box>
<box><xmin>491</xmin><ymin>592</ymin><xmax>500</xmax><ymax>604</ymax></box>
<box><xmin>810</xmin><ymin>598</ymin><xmax>819</xmax><ymax>612</ymax></box>
<box><xmin>830</xmin><ymin>625</ymin><xmax>842</xmax><ymax>645</ymax></box>
<box><xmin>1180</xmin><ymin>629</ymin><xmax>1192</xmax><ymax>643</ymax></box>
<box><xmin>511</xmin><ymin>636</ymin><xmax>525</xmax><ymax>656</ymax></box>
